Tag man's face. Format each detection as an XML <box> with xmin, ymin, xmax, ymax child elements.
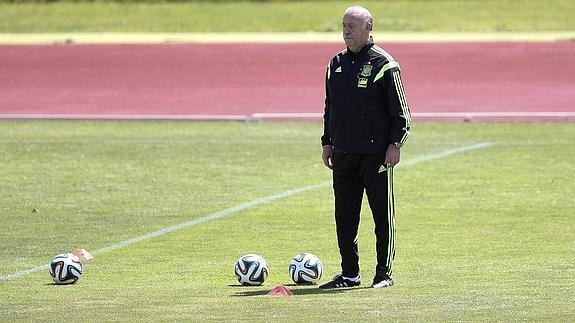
<box><xmin>342</xmin><ymin>12</ymin><xmax>371</xmax><ymax>52</ymax></box>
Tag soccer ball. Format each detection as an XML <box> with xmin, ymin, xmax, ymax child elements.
<box><xmin>49</xmin><ymin>253</ymin><xmax>83</xmax><ymax>285</ymax></box>
<box><xmin>234</xmin><ymin>254</ymin><xmax>269</xmax><ymax>286</ymax></box>
<box><xmin>289</xmin><ymin>252</ymin><xmax>323</xmax><ymax>284</ymax></box>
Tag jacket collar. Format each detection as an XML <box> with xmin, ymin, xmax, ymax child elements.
<box><xmin>347</xmin><ymin>37</ymin><xmax>374</xmax><ymax>58</ymax></box>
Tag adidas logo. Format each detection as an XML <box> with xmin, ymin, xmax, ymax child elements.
<box><xmin>335</xmin><ymin>66</ymin><xmax>342</xmax><ymax>73</ymax></box>
<box><xmin>378</xmin><ymin>165</ymin><xmax>388</xmax><ymax>173</ymax></box>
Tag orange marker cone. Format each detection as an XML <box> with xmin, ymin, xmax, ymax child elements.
<box><xmin>267</xmin><ymin>284</ymin><xmax>294</xmax><ymax>296</ymax></box>
<box><xmin>73</xmin><ymin>248</ymin><xmax>94</xmax><ymax>261</ymax></box>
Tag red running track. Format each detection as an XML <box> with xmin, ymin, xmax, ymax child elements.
<box><xmin>1</xmin><ymin>42</ymin><xmax>574</xmax><ymax>118</ymax></box>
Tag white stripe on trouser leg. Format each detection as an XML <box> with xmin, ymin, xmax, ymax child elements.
<box><xmin>386</xmin><ymin>167</ymin><xmax>396</xmax><ymax>275</ymax></box>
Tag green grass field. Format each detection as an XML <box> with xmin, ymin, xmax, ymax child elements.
<box><xmin>0</xmin><ymin>121</ymin><xmax>573</xmax><ymax>320</ymax></box>
<box><xmin>1</xmin><ymin>0</ymin><xmax>575</xmax><ymax>33</ymax></box>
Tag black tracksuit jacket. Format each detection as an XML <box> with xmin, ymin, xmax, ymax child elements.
<box><xmin>321</xmin><ymin>42</ymin><xmax>411</xmax><ymax>153</ymax></box>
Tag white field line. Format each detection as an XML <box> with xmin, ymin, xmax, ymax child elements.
<box><xmin>399</xmin><ymin>142</ymin><xmax>492</xmax><ymax>167</ymax></box>
<box><xmin>410</xmin><ymin>112</ymin><xmax>575</xmax><ymax>118</ymax></box>
<box><xmin>0</xmin><ymin>138</ymin><xmax>318</xmax><ymax>145</ymax></box>
<box><xmin>0</xmin><ymin>142</ymin><xmax>491</xmax><ymax>282</ymax></box>
<box><xmin>0</xmin><ymin>114</ymin><xmax>248</xmax><ymax>121</ymax></box>
<box><xmin>251</xmin><ymin>112</ymin><xmax>575</xmax><ymax>121</ymax></box>
<box><xmin>2</xmin><ymin>112</ymin><xmax>574</xmax><ymax>122</ymax></box>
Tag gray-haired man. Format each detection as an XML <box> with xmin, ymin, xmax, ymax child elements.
<box><xmin>320</xmin><ymin>6</ymin><xmax>411</xmax><ymax>289</ymax></box>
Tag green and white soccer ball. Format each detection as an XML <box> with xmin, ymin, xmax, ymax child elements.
<box><xmin>49</xmin><ymin>253</ymin><xmax>83</xmax><ymax>285</ymax></box>
<box><xmin>289</xmin><ymin>252</ymin><xmax>323</xmax><ymax>284</ymax></box>
<box><xmin>234</xmin><ymin>254</ymin><xmax>269</xmax><ymax>286</ymax></box>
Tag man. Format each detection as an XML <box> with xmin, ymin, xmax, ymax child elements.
<box><xmin>319</xmin><ymin>6</ymin><xmax>411</xmax><ymax>289</ymax></box>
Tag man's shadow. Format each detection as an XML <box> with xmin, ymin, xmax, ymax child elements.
<box><xmin>229</xmin><ymin>283</ymin><xmax>369</xmax><ymax>297</ymax></box>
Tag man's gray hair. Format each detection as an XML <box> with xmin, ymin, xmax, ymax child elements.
<box><xmin>344</xmin><ymin>6</ymin><xmax>374</xmax><ymax>29</ymax></box>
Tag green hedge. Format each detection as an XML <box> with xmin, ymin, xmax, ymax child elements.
<box><xmin>2</xmin><ymin>0</ymin><xmax>309</xmax><ymax>3</ymax></box>
<box><xmin>2</xmin><ymin>0</ymin><xmax>574</xmax><ymax>32</ymax></box>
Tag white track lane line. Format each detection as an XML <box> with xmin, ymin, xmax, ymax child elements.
<box><xmin>0</xmin><ymin>142</ymin><xmax>491</xmax><ymax>282</ymax></box>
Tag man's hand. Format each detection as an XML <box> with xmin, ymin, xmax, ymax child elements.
<box><xmin>322</xmin><ymin>145</ymin><xmax>334</xmax><ymax>170</ymax></box>
<box><xmin>385</xmin><ymin>144</ymin><xmax>400</xmax><ymax>167</ymax></box>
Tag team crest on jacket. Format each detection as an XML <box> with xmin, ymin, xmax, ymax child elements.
<box><xmin>360</xmin><ymin>64</ymin><xmax>373</xmax><ymax>77</ymax></box>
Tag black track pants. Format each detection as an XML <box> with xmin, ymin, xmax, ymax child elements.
<box><xmin>332</xmin><ymin>152</ymin><xmax>396</xmax><ymax>278</ymax></box>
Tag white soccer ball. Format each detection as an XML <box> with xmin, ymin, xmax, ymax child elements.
<box><xmin>289</xmin><ymin>252</ymin><xmax>323</xmax><ymax>284</ymax></box>
<box><xmin>235</xmin><ymin>254</ymin><xmax>269</xmax><ymax>286</ymax></box>
<box><xmin>49</xmin><ymin>253</ymin><xmax>83</xmax><ymax>285</ymax></box>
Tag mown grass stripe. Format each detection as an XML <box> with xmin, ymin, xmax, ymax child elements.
<box><xmin>0</xmin><ymin>142</ymin><xmax>491</xmax><ymax>282</ymax></box>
